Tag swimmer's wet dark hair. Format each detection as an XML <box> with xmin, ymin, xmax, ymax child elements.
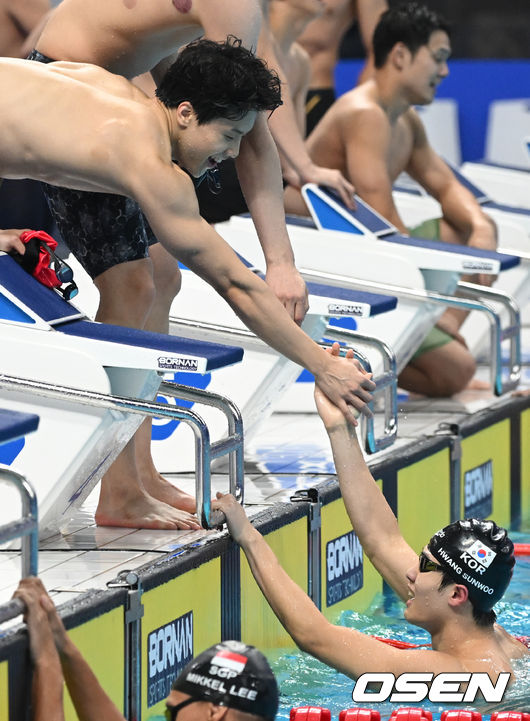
<box><xmin>156</xmin><ymin>36</ymin><xmax>282</xmax><ymax>123</ymax></box>
<box><xmin>373</xmin><ymin>2</ymin><xmax>451</xmax><ymax>69</ymax></box>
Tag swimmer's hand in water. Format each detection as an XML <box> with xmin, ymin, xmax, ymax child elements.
<box><xmin>214</xmin><ymin>492</ymin><xmax>253</xmax><ymax>545</ymax></box>
<box><xmin>315</xmin><ymin>342</ymin><xmax>368</xmax><ymax>430</ymax></box>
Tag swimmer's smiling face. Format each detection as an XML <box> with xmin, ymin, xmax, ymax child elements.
<box><xmin>404</xmin><ymin>546</ymin><xmax>453</xmax><ymax>631</ymax></box>
<box><xmin>403</xmin><ymin>30</ymin><xmax>451</xmax><ymax>105</ymax></box>
<box><xmin>173</xmin><ymin>103</ymin><xmax>258</xmax><ymax>177</ymax></box>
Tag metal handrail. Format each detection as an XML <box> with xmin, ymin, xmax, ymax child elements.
<box><xmin>159</xmin><ymin>381</ymin><xmax>244</xmax><ymax>517</ymax></box>
<box><xmin>323</xmin><ymin>327</ymin><xmax>398</xmax><ymax>453</ymax></box>
<box><xmin>0</xmin><ymin>466</ymin><xmax>38</xmax><ymax>624</ymax></box>
<box><xmin>0</xmin><ymin>374</ymin><xmax>244</xmax><ymax>529</ymax></box>
<box><xmin>170</xmin><ymin>316</ymin><xmax>398</xmax><ymax>452</ymax></box>
<box><xmin>298</xmin><ymin>268</ymin><xmax>521</xmax><ymax>397</ymax></box>
<box><xmin>456</xmin><ymin>281</ymin><xmax>521</xmax><ymax>395</ymax></box>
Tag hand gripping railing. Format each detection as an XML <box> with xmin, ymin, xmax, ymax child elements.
<box><xmin>169</xmin><ymin>315</ymin><xmax>397</xmax><ymax>452</ymax></box>
<box><xmin>0</xmin><ymin>374</ymin><xmax>244</xmax><ymax>529</ymax></box>
<box><xmin>322</xmin><ymin>328</ymin><xmax>398</xmax><ymax>453</ymax></box>
<box><xmin>456</xmin><ymin>281</ymin><xmax>521</xmax><ymax>395</ymax></box>
<box><xmin>0</xmin><ymin>466</ymin><xmax>38</xmax><ymax>624</ymax></box>
<box><xmin>298</xmin><ymin>268</ymin><xmax>521</xmax><ymax>397</ymax></box>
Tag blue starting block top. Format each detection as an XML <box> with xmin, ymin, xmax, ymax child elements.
<box><xmin>447</xmin><ymin>164</ymin><xmax>530</xmax><ymax>218</ymax></box>
<box><xmin>235</xmin><ymin>252</ymin><xmax>397</xmax><ymax>317</ymax></box>
<box><xmin>304</xmin><ymin>281</ymin><xmax>396</xmax><ymax>316</ymax></box>
<box><xmin>383</xmin><ymin>234</ymin><xmax>519</xmax><ymax>271</ymax></box>
<box><xmin>302</xmin><ymin>185</ymin><xmax>520</xmax><ymax>272</ymax></box>
<box><xmin>0</xmin><ymin>255</ymin><xmax>243</xmax><ymax>371</ymax></box>
<box><xmin>59</xmin><ymin>320</ymin><xmax>243</xmax><ymax>371</ymax></box>
<box><xmin>478</xmin><ymin>160</ymin><xmax>530</xmax><ymax>173</ymax></box>
<box><xmin>0</xmin><ymin>255</ymin><xmax>80</xmax><ymax>325</ymax></box>
<box><xmin>0</xmin><ymin>409</ymin><xmax>39</xmax><ymax>445</ymax></box>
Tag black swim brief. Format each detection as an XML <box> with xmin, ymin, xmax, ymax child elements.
<box><xmin>27</xmin><ymin>49</ymin><xmax>158</xmax><ymax>279</ymax></box>
<box><xmin>305</xmin><ymin>88</ymin><xmax>336</xmax><ymax>136</ymax></box>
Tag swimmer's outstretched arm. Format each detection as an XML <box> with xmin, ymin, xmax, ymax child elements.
<box><xmin>315</xmin><ymin>344</ymin><xmax>417</xmax><ymax>602</ymax></box>
<box><xmin>134</xmin><ymin>169</ymin><xmax>375</xmax><ymax>423</ymax></box>
<box><xmin>235</xmin><ymin>113</ymin><xmax>309</xmax><ymax>324</ymax></box>
<box><xmin>216</xmin><ymin>492</ymin><xmax>463</xmax><ymax>677</ymax></box>
<box><xmin>13</xmin><ymin>578</ymin><xmax>64</xmax><ymax>721</ymax></box>
<box><xmin>16</xmin><ymin>578</ymin><xmax>126</xmax><ymax>721</ymax></box>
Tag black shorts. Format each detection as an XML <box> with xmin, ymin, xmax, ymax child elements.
<box><xmin>195</xmin><ymin>159</ymin><xmax>248</xmax><ymax>224</ymax></box>
<box><xmin>28</xmin><ymin>49</ymin><xmax>158</xmax><ymax>279</ymax></box>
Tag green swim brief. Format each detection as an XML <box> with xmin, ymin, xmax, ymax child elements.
<box><xmin>411</xmin><ymin>326</ymin><xmax>453</xmax><ymax>361</ymax></box>
<box><xmin>407</xmin><ymin>217</ymin><xmax>441</xmax><ymax>241</ymax></box>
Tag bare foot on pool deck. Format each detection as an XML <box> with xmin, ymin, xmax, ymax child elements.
<box><xmin>466</xmin><ymin>378</ymin><xmax>491</xmax><ymax>391</ymax></box>
<box><xmin>142</xmin><ymin>471</ymin><xmax>197</xmax><ymax>514</ymax></box>
<box><xmin>95</xmin><ymin>486</ymin><xmax>201</xmax><ymax>530</ymax></box>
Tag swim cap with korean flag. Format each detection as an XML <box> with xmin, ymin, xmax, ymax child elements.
<box><xmin>427</xmin><ymin>519</ymin><xmax>515</xmax><ymax>611</ymax></box>
<box><xmin>172</xmin><ymin>641</ymin><xmax>279</xmax><ymax>720</ymax></box>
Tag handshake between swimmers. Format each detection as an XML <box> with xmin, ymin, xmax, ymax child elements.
<box><xmin>215</xmin><ymin>343</ymin><xmax>528</xmax><ymax>685</ymax></box>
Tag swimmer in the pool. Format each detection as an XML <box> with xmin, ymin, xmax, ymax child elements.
<box><xmin>285</xmin><ymin>3</ymin><xmax>499</xmax><ymax>399</ymax></box>
<box><xmin>217</xmin><ymin>344</ymin><xmax>528</xmax><ymax>683</ymax></box>
<box><xmin>0</xmin><ymin>40</ymin><xmax>375</xmax><ymax>529</ymax></box>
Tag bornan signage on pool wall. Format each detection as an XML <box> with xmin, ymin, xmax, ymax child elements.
<box><xmin>326</xmin><ymin>530</ymin><xmax>363</xmax><ymax>606</ymax></box>
<box><xmin>464</xmin><ymin>459</ymin><xmax>493</xmax><ymax>518</ymax></box>
<box><xmin>147</xmin><ymin>611</ymin><xmax>194</xmax><ymax>707</ymax></box>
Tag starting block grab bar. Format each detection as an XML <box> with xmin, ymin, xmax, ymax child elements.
<box><xmin>299</xmin><ymin>268</ymin><xmax>521</xmax><ymax>397</ymax></box>
<box><xmin>0</xmin><ymin>466</ymin><xmax>38</xmax><ymax>624</ymax></box>
<box><xmin>456</xmin><ymin>281</ymin><xmax>521</xmax><ymax>395</ymax></box>
<box><xmin>0</xmin><ymin>374</ymin><xmax>244</xmax><ymax>530</ymax></box>
<box><xmin>170</xmin><ymin>316</ymin><xmax>398</xmax><ymax>454</ymax></box>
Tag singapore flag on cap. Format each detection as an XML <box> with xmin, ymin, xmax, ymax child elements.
<box><xmin>468</xmin><ymin>539</ymin><xmax>496</xmax><ymax>568</ymax></box>
<box><xmin>212</xmin><ymin>650</ymin><xmax>248</xmax><ymax>673</ymax></box>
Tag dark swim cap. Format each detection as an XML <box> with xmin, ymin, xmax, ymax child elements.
<box><xmin>428</xmin><ymin>519</ymin><xmax>515</xmax><ymax>611</ymax></box>
<box><xmin>172</xmin><ymin>641</ymin><xmax>278</xmax><ymax>721</ymax></box>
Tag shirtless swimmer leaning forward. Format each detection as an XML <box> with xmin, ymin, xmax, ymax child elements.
<box><xmin>0</xmin><ymin>39</ymin><xmax>375</xmax><ymax>529</ymax></box>
<box><xmin>27</xmin><ymin>0</ymin><xmax>351</xmax><ymax>530</ymax></box>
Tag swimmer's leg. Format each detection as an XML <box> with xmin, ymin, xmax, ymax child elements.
<box><xmin>398</xmin><ymin>337</ymin><xmax>476</xmax><ymax>397</ymax></box>
<box><xmin>93</xmin><ymin>257</ymin><xmax>199</xmax><ymax>529</ymax></box>
<box><xmin>132</xmin><ymin>243</ymin><xmax>197</xmax><ymax>515</ymax></box>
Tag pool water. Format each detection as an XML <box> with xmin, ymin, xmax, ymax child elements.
<box><xmin>273</xmin><ymin>533</ymin><xmax>530</xmax><ymax>719</ymax></box>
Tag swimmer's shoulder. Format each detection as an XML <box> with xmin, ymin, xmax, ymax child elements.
<box><xmin>494</xmin><ymin>624</ymin><xmax>530</xmax><ymax>659</ymax></box>
<box><xmin>331</xmin><ymin>84</ymin><xmax>389</xmax><ymax>136</ymax></box>
<box><xmin>43</xmin><ymin>61</ymin><xmax>146</xmax><ymax>99</ymax></box>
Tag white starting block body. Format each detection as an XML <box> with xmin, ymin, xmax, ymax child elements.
<box><xmin>484</xmin><ymin>99</ymin><xmax>530</xmax><ymax>171</ymax></box>
<box><xmin>64</xmin><ymin>250</ymin><xmax>399</xmax><ymax>470</ymax></box>
<box><xmin>461</xmin><ymin>162</ymin><xmax>530</xmax><ymax>211</ymax></box>
<box><xmin>0</xmin><ymin>254</ymin><xmax>243</xmax><ymax>534</ymax></box>
<box><xmin>392</xmin><ymin>167</ymin><xmax>530</xmax><ymax>353</ymax></box>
